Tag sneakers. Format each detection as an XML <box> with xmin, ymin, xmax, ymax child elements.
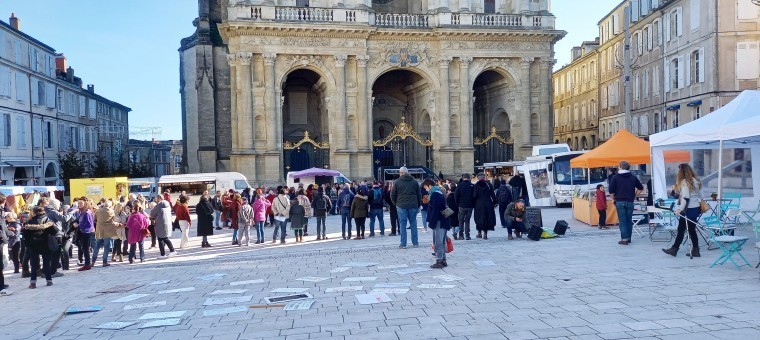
<box><xmin>51</xmin><ymin>272</ymin><xmax>64</xmax><ymax>278</ymax></box>
<box><xmin>28</xmin><ymin>282</ymin><xmax>36</xmax><ymax>289</ymax></box>
<box><xmin>102</xmin><ymin>262</ymin><xmax>111</xmax><ymax>267</ymax></box>
<box><xmin>618</xmin><ymin>240</ymin><xmax>630</xmax><ymax>245</ymax></box>
<box><xmin>399</xmin><ymin>245</ymin><xmax>407</xmax><ymax>249</ymax></box>
<box><xmin>166</xmin><ymin>251</ymin><xmax>176</xmax><ymax>257</ymax></box>
<box><xmin>78</xmin><ymin>265</ymin><xmax>92</xmax><ymax>271</ymax></box>
<box><xmin>46</xmin><ymin>281</ymin><xmax>53</xmax><ymax>287</ymax></box>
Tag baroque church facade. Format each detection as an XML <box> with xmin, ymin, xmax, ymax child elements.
<box><xmin>180</xmin><ymin>0</ymin><xmax>564</xmax><ymax>186</ymax></box>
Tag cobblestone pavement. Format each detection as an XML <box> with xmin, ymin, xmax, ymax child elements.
<box><xmin>2</xmin><ymin>208</ymin><xmax>759</xmax><ymax>340</ymax></box>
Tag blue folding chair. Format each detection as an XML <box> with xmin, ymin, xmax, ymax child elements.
<box><xmin>719</xmin><ymin>192</ymin><xmax>742</xmax><ymax>221</ymax></box>
<box><xmin>702</xmin><ymin>216</ymin><xmax>751</xmax><ymax>269</ymax></box>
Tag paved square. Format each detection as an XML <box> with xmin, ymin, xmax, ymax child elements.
<box><xmin>1</xmin><ymin>208</ymin><xmax>759</xmax><ymax>340</ymax></box>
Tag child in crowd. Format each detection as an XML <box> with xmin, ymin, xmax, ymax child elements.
<box><xmin>289</xmin><ymin>199</ymin><xmax>306</xmax><ymax>243</ymax></box>
<box><xmin>596</xmin><ymin>184</ymin><xmax>609</xmax><ymax>230</ymax></box>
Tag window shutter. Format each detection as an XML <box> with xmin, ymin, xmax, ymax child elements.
<box><xmin>45</xmin><ymin>83</ymin><xmax>55</xmax><ymax>108</ymax></box>
<box><xmin>738</xmin><ymin>0</ymin><xmax>760</xmax><ymax>20</ymax></box>
<box><xmin>677</xmin><ymin>56</ymin><xmax>685</xmax><ymax>89</ymax></box>
<box><xmin>612</xmin><ymin>14</ymin><xmax>620</xmax><ymax>34</ymax></box>
<box><xmin>33</xmin><ymin>118</ymin><xmax>41</xmax><ymax>148</ymax></box>
<box><xmin>698</xmin><ymin>48</ymin><xmax>706</xmax><ymax>83</ymax></box>
<box><xmin>737</xmin><ymin>42</ymin><xmax>760</xmax><ymax>79</ymax></box>
<box><xmin>631</xmin><ymin>0</ymin><xmax>640</xmax><ymax>22</ymax></box>
<box><xmin>79</xmin><ymin>96</ymin><xmax>86</xmax><ymax>117</ymax></box>
<box><xmin>664</xmin><ymin>60</ymin><xmax>670</xmax><ymax>93</ymax></box>
<box><xmin>647</xmin><ymin>26</ymin><xmax>653</xmax><ymax>50</ymax></box>
<box><xmin>676</xmin><ymin>7</ymin><xmax>683</xmax><ymax>37</ymax></box>
<box><xmin>685</xmin><ymin>54</ymin><xmax>691</xmax><ymax>86</ymax></box>
<box><xmin>30</xmin><ymin>78</ymin><xmax>38</xmax><ymax>105</ymax></box>
<box><xmin>15</xmin><ymin>72</ymin><xmax>25</xmax><ymax>101</ymax></box>
<box><xmin>657</xmin><ymin>20</ymin><xmax>663</xmax><ymax>45</ymax></box>
<box><xmin>0</xmin><ymin>30</ymin><xmax>4</xmax><ymax>59</ymax></box>
<box><xmin>690</xmin><ymin>0</ymin><xmax>700</xmax><ymax>30</ymax></box>
<box><xmin>58</xmin><ymin>123</ymin><xmax>65</xmax><ymax>149</ymax></box>
<box><xmin>664</xmin><ymin>16</ymin><xmax>671</xmax><ymax>41</ymax></box>
<box><xmin>43</xmin><ymin>120</ymin><xmax>49</xmax><ymax>149</ymax></box>
<box><xmin>0</xmin><ymin>67</ymin><xmax>9</xmax><ymax>97</ymax></box>
<box><xmin>80</xmin><ymin>126</ymin><xmax>86</xmax><ymax>150</ymax></box>
<box><xmin>88</xmin><ymin>99</ymin><xmax>96</xmax><ymax>119</ymax></box>
<box><xmin>17</xmin><ymin>116</ymin><xmax>25</xmax><ymax>147</ymax></box>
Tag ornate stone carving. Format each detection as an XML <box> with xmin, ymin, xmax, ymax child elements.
<box><xmin>253</xmin><ymin>81</ymin><xmax>264</xmax><ymax>88</ymax></box>
<box><xmin>438</xmin><ymin>56</ymin><xmax>453</xmax><ymax>68</ymax></box>
<box><xmin>334</xmin><ymin>54</ymin><xmax>348</xmax><ymax>67</ymax></box>
<box><xmin>371</xmin><ymin>42</ymin><xmax>431</xmax><ymax>68</ymax></box>
<box><xmin>428</xmin><ymin>95</ymin><xmax>436</xmax><ymax>110</ymax></box>
<box><xmin>442</xmin><ymin>41</ymin><xmax>549</xmax><ymax>51</ymax></box>
<box><xmin>280</xmin><ymin>37</ymin><xmax>330</xmax><ymax>47</ymax></box>
<box><xmin>337</xmin><ymin>40</ymin><xmax>367</xmax><ymax>48</ymax></box>
<box><xmin>520</xmin><ymin>57</ymin><xmax>534</xmax><ymax>67</ymax></box>
<box><xmin>226</xmin><ymin>54</ymin><xmax>237</xmax><ymax>66</ymax></box>
<box><xmin>355</xmin><ymin>55</ymin><xmax>370</xmax><ymax>68</ymax></box>
<box><xmin>346</xmin><ymin>82</ymin><xmax>357</xmax><ymax>89</ymax></box>
<box><xmin>283</xmin><ymin>55</ymin><xmax>325</xmax><ymax>69</ymax></box>
<box><xmin>263</xmin><ymin>53</ymin><xmax>278</xmax><ymax>65</ymax></box>
<box><xmin>237</xmin><ymin>52</ymin><xmax>253</xmax><ymax>65</ymax></box>
<box><xmin>459</xmin><ymin>57</ymin><xmax>473</xmax><ymax>67</ymax></box>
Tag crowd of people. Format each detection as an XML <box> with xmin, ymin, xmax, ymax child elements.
<box><xmin>0</xmin><ymin>167</ymin><xmax>535</xmax><ymax>293</ymax></box>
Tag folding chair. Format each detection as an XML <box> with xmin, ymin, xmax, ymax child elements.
<box><xmin>753</xmin><ymin>222</ymin><xmax>760</xmax><ymax>268</ymax></box>
<box><xmin>702</xmin><ymin>216</ymin><xmax>751</xmax><ymax>269</ymax></box>
<box><xmin>632</xmin><ymin>213</ymin><xmax>648</xmax><ymax>238</ymax></box>
<box><xmin>719</xmin><ymin>192</ymin><xmax>742</xmax><ymax>218</ymax></box>
<box><xmin>722</xmin><ymin>208</ymin><xmax>742</xmax><ymax>227</ymax></box>
<box><xmin>741</xmin><ymin>201</ymin><xmax>760</xmax><ymax>225</ymax></box>
<box><xmin>647</xmin><ymin>205</ymin><xmax>677</xmax><ymax>242</ymax></box>
<box><xmin>702</xmin><ymin>216</ymin><xmax>738</xmax><ymax>250</ymax></box>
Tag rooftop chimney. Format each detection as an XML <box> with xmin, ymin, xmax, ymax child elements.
<box><xmin>66</xmin><ymin>66</ymin><xmax>75</xmax><ymax>82</ymax></box>
<box><xmin>9</xmin><ymin>13</ymin><xmax>19</xmax><ymax>30</ymax></box>
<box><xmin>87</xmin><ymin>84</ymin><xmax>95</xmax><ymax>93</ymax></box>
<box><xmin>55</xmin><ymin>54</ymin><xmax>67</xmax><ymax>73</ymax></box>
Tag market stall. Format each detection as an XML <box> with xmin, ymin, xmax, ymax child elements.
<box><xmin>651</xmin><ymin>90</ymin><xmax>760</xmax><ymax>211</ymax></box>
<box><xmin>570</xmin><ymin>129</ymin><xmax>689</xmax><ymax>226</ymax></box>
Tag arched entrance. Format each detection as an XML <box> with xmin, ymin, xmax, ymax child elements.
<box><xmin>13</xmin><ymin>167</ymin><xmax>27</xmax><ymax>186</ymax></box>
<box><xmin>371</xmin><ymin>70</ymin><xmax>433</xmax><ymax>176</ymax></box>
<box><xmin>44</xmin><ymin>163</ymin><xmax>57</xmax><ymax>185</ymax></box>
<box><xmin>281</xmin><ymin>69</ymin><xmax>330</xmax><ymax>174</ymax></box>
<box><xmin>473</xmin><ymin>70</ymin><xmax>514</xmax><ymax>166</ymax></box>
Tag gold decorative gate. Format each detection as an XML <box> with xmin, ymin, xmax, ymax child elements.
<box><xmin>474</xmin><ymin>127</ymin><xmax>514</xmax><ymax>166</ymax></box>
<box><xmin>372</xmin><ymin>117</ymin><xmax>433</xmax><ymax>176</ymax></box>
<box><xmin>283</xmin><ymin>131</ymin><xmax>330</xmax><ymax>174</ymax></box>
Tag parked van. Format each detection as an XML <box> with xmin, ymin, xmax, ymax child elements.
<box><xmin>158</xmin><ymin>172</ymin><xmax>250</xmax><ymax>207</ymax></box>
<box><xmin>128</xmin><ymin>177</ymin><xmax>159</xmax><ymax>200</ymax></box>
<box><xmin>286</xmin><ymin>168</ymin><xmax>351</xmax><ymax>189</ymax></box>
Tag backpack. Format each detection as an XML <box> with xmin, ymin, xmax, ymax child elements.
<box><xmin>314</xmin><ymin>195</ymin><xmax>327</xmax><ymax>210</ymax></box>
<box><xmin>341</xmin><ymin>194</ymin><xmax>352</xmax><ymax>208</ymax></box>
<box><xmin>498</xmin><ymin>185</ymin><xmax>512</xmax><ymax>205</ymax></box>
<box><xmin>373</xmin><ymin>188</ymin><xmax>382</xmax><ymax>202</ymax></box>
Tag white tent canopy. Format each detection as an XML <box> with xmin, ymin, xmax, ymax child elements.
<box><xmin>650</xmin><ymin>90</ymin><xmax>760</xmax><ymax>203</ymax></box>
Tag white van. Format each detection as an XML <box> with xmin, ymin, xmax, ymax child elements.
<box><xmin>128</xmin><ymin>177</ymin><xmax>159</xmax><ymax>200</ymax></box>
<box><xmin>158</xmin><ymin>172</ymin><xmax>250</xmax><ymax>207</ymax></box>
<box><xmin>286</xmin><ymin>168</ymin><xmax>351</xmax><ymax>189</ymax></box>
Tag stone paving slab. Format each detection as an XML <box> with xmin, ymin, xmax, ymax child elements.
<box><xmin>1</xmin><ymin>208</ymin><xmax>759</xmax><ymax>339</ymax></box>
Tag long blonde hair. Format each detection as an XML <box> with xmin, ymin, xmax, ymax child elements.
<box><xmin>676</xmin><ymin>163</ymin><xmax>701</xmax><ymax>192</ymax></box>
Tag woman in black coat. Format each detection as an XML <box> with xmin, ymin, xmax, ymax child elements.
<box><xmin>472</xmin><ymin>174</ymin><xmax>497</xmax><ymax>239</ymax></box>
<box><xmin>444</xmin><ymin>184</ymin><xmax>460</xmax><ymax>240</ymax></box>
<box><xmin>196</xmin><ymin>196</ymin><xmax>215</xmax><ymax>248</ymax></box>
<box><xmin>21</xmin><ymin>206</ymin><xmax>57</xmax><ymax>288</ymax></box>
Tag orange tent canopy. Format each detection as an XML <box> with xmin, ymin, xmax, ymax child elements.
<box><xmin>570</xmin><ymin>129</ymin><xmax>690</xmax><ymax>168</ymax></box>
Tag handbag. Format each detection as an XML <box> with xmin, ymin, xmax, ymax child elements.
<box><xmin>446</xmin><ymin>237</ymin><xmax>453</xmax><ymax>253</ymax></box>
<box><xmin>441</xmin><ymin>207</ymin><xmax>454</xmax><ymax>218</ymax></box>
<box><xmin>699</xmin><ymin>199</ymin><xmax>710</xmax><ymax>214</ymax></box>
<box><xmin>141</xmin><ymin>228</ymin><xmax>151</xmax><ymax>238</ymax></box>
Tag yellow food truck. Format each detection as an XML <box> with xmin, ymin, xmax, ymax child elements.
<box><xmin>69</xmin><ymin>177</ymin><xmax>129</xmax><ymax>202</ymax></box>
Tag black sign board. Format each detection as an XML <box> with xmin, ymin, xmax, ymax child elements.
<box><xmin>524</xmin><ymin>207</ymin><xmax>543</xmax><ymax>229</ymax></box>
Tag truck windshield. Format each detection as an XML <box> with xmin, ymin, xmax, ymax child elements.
<box><xmin>553</xmin><ymin>155</ymin><xmax>606</xmax><ymax>185</ymax></box>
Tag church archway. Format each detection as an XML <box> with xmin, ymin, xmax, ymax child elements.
<box><xmin>371</xmin><ymin>69</ymin><xmax>433</xmax><ymax>175</ymax></box>
<box><xmin>281</xmin><ymin>69</ymin><xmax>330</xmax><ymax>173</ymax></box>
<box><xmin>473</xmin><ymin>70</ymin><xmax>515</xmax><ymax>165</ymax></box>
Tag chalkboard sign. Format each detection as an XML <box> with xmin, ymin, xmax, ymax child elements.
<box><xmin>524</xmin><ymin>207</ymin><xmax>543</xmax><ymax>229</ymax></box>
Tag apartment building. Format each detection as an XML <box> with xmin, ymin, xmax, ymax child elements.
<box><xmin>553</xmin><ymin>39</ymin><xmax>600</xmax><ymax>150</ymax></box>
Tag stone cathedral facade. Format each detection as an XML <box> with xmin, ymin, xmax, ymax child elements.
<box><xmin>180</xmin><ymin>0</ymin><xmax>564</xmax><ymax>186</ymax></box>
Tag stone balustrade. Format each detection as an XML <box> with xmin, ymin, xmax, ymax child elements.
<box><xmin>229</xmin><ymin>4</ymin><xmax>555</xmax><ymax>29</ymax></box>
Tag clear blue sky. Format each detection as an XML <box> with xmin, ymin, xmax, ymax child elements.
<box><xmin>0</xmin><ymin>0</ymin><xmax>197</xmax><ymax>140</ymax></box>
<box><xmin>0</xmin><ymin>1</ymin><xmax>616</xmax><ymax>140</ymax></box>
<box><xmin>553</xmin><ymin>0</ymin><xmax>617</xmax><ymax>70</ymax></box>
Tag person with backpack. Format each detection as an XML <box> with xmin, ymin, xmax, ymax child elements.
<box><xmin>455</xmin><ymin>173</ymin><xmax>475</xmax><ymax>240</ymax></box>
<box><xmin>237</xmin><ymin>197</ymin><xmax>254</xmax><ymax>246</ymax></box>
<box><xmin>338</xmin><ymin>184</ymin><xmax>355</xmax><ymax>240</ymax></box>
<box><xmin>423</xmin><ymin>179</ymin><xmax>450</xmax><ymax>269</ymax></box>
<box><xmin>496</xmin><ymin>180</ymin><xmax>513</xmax><ymax>229</ymax></box>
<box><xmin>311</xmin><ymin>186</ymin><xmax>332</xmax><ymax>240</ymax></box>
<box><xmin>296</xmin><ymin>189</ymin><xmax>312</xmax><ymax>237</ymax></box>
<box><xmin>271</xmin><ymin>189</ymin><xmax>291</xmax><ymax>244</ymax></box>
<box><xmin>367</xmin><ymin>182</ymin><xmax>385</xmax><ymax>237</ymax></box>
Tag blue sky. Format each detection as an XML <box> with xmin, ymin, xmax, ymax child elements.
<box><xmin>0</xmin><ymin>1</ymin><xmax>615</xmax><ymax>141</ymax></box>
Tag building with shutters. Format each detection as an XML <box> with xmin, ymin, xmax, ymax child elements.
<box><xmin>0</xmin><ymin>14</ymin><xmax>131</xmax><ymax>186</ymax></box>
<box><xmin>180</xmin><ymin>0</ymin><xmax>565</xmax><ymax>186</ymax></box>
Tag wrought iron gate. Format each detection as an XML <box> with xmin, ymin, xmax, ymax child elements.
<box><xmin>474</xmin><ymin>127</ymin><xmax>514</xmax><ymax>166</ymax></box>
<box><xmin>372</xmin><ymin>118</ymin><xmax>433</xmax><ymax>176</ymax></box>
<box><xmin>283</xmin><ymin>131</ymin><xmax>330</xmax><ymax>175</ymax></box>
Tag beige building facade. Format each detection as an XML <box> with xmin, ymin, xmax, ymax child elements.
<box><xmin>553</xmin><ymin>39</ymin><xmax>599</xmax><ymax>150</ymax></box>
<box><xmin>181</xmin><ymin>0</ymin><xmax>564</xmax><ymax>186</ymax></box>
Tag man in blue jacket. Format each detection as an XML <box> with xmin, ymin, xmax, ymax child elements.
<box><xmin>337</xmin><ymin>185</ymin><xmax>355</xmax><ymax>239</ymax></box>
<box><xmin>455</xmin><ymin>173</ymin><xmax>475</xmax><ymax>240</ymax></box>
<box><xmin>367</xmin><ymin>182</ymin><xmax>385</xmax><ymax>237</ymax></box>
<box><xmin>608</xmin><ymin>160</ymin><xmax>643</xmax><ymax>245</ymax></box>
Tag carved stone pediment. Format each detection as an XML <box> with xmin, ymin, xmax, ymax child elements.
<box><xmin>371</xmin><ymin>41</ymin><xmax>431</xmax><ymax>69</ymax></box>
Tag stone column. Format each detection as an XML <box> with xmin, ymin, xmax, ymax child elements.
<box><xmin>539</xmin><ymin>58</ymin><xmax>555</xmax><ymax>144</ymax></box>
<box><xmin>226</xmin><ymin>54</ymin><xmax>239</xmax><ymax>154</ymax></box>
<box><xmin>263</xmin><ymin>52</ymin><xmax>278</xmax><ymax>152</ymax></box>
<box><xmin>237</xmin><ymin>52</ymin><xmax>253</xmax><ymax>150</ymax></box>
<box><xmin>519</xmin><ymin>57</ymin><xmax>533</xmax><ymax>150</ymax></box>
<box><xmin>459</xmin><ymin>57</ymin><xmax>473</xmax><ymax>147</ymax></box>
<box><xmin>334</xmin><ymin>55</ymin><xmax>348</xmax><ymax>151</ymax></box>
<box><xmin>438</xmin><ymin>56</ymin><xmax>453</xmax><ymax>148</ymax></box>
<box><xmin>355</xmin><ymin>55</ymin><xmax>373</xmax><ymax>179</ymax></box>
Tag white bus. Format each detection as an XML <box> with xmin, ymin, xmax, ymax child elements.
<box><xmin>158</xmin><ymin>172</ymin><xmax>250</xmax><ymax>207</ymax></box>
<box><xmin>518</xmin><ymin>147</ymin><xmax>606</xmax><ymax>207</ymax></box>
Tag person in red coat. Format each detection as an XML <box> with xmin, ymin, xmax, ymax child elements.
<box><xmin>227</xmin><ymin>194</ymin><xmax>242</xmax><ymax>245</ymax></box>
<box><xmin>265</xmin><ymin>190</ymin><xmax>276</xmax><ymax>227</ymax></box>
<box><xmin>595</xmin><ymin>184</ymin><xmax>609</xmax><ymax>230</ymax></box>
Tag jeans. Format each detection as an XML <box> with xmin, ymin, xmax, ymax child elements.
<box><xmin>355</xmin><ymin>217</ymin><xmax>366</xmax><ymax>236</ymax></box>
<box><xmin>420</xmin><ymin>209</ymin><xmax>428</xmax><ymax>229</ymax></box>
<box><xmin>598</xmin><ymin>209</ymin><xmax>607</xmax><ymax>227</ymax></box>
<box><xmin>214</xmin><ymin>210</ymin><xmax>221</xmax><ymax>227</ymax></box>
<box><xmin>255</xmin><ymin>221</ymin><xmax>265</xmax><ymax>242</ymax></box>
<box><xmin>10</xmin><ymin>242</ymin><xmax>20</xmax><ymax>272</ymax></box>
<box><xmin>673</xmin><ymin>207</ymin><xmax>700</xmax><ymax>250</ymax></box>
<box><xmin>232</xmin><ymin>229</ymin><xmax>239</xmax><ymax>242</ymax></box>
<box><xmin>315</xmin><ymin>216</ymin><xmax>326</xmax><ymax>237</ymax></box>
<box><xmin>369</xmin><ymin>208</ymin><xmax>385</xmax><ymax>235</ymax></box>
<box><xmin>498</xmin><ymin>204</ymin><xmax>508</xmax><ymax>227</ymax></box>
<box><xmin>240</xmin><ymin>224</ymin><xmax>251</xmax><ymax>245</ymax></box>
<box><xmin>29</xmin><ymin>250</ymin><xmax>52</xmax><ymax>283</ymax></box>
<box><xmin>148</xmin><ymin>224</ymin><xmax>157</xmax><ymax>247</ymax></box>
<box><xmin>615</xmin><ymin>201</ymin><xmax>635</xmax><ymax>241</ymax></box>
<box><xmin>341</xmin><ymin>209</ymin><xmax>353</xmax><ymax>238</ymax></box>
<box><xmin>273</xmin><ymin>219</ymin><xmax>288</xmax><ymax>242</ymax></box>
<box><xmin>331</xmin><ymin>200</ymin><xmax>338</xmax><ymax>215</ymax></box>
<box><xmin>458</xmin><ymin>207</ymin><xmax>473</xmax><ymax>237</ymax></box>
<box><xmin>80</xmin><ymin>232</ymin><xmax>94</xmax><ymax>266</ymax></box>
<box><xmin>432</xmin><ymin>223</ymin><xmax>447</xmax><ymax>260</ymax></box>
<box><xmin>397</xmin><ymin>207</ymin><xmax>419</xmax><ymax>247</ymax></box>
<box><xmin>389</xmin><ymin>206</ymin><xmax>398</xmax><ymax>234</ymax></box>
<box><xmin>158</xmin><ymin>237</ymin><xmax>175</xmax><ymax>256</ymax></box>
<box><xmin>129</xmin><ymin>241</ymin><xmax>144</xmax><ymax>261</ymax></box>
<box><xmin>92</xmin><ymin>238</ymin><xmax>114</xmax><ymax>264</ymax></box>
<box><xmin>179</xmin><ymin>220</ymin><xmax>190</xmax><ymax>248</ymax></box>
<box><xmin>51</xmin><ymin>236</ymin><xmax>62</xmax><ymax>272</ymax></box>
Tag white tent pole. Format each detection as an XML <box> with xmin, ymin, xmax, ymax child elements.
<box><xmin>717</xmin><ymin>139</ymin><xmax>724</xmax><ymax>218</ymax></box>
<box><xmin>588</xmin><ymin>168</ymin><xmax>593</xmax><ymax>226</ymax></box>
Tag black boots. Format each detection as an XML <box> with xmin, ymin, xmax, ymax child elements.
<box><xmin>691</xmin><ymin>248</ymin><xmax>701</xmax><ymax>257</ymax></box>
<box><xmin>662</xmin><ymin>247</ymin><xmax>678</xmax><ymax>257</ymax></box>
<box><xmin>430</xmin><ymin>260</ymin><xmax>445</xmax><ymax>269</ymax></box>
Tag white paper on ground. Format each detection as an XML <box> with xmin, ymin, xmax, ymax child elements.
<box><xmin>377</xmin><ymin>264</ymin><xmax>408</xmax><ymax>270</ymax></box>
<box><xmin>202</xmin><ymin>306</ymin><xmax>248</xmax><ymax>317</ymax></box>
<box><xmin>110</xmin><ymin>293</ymin><xmax>150</xmax><ymax>303</ymax></box>
<box><xmin>149</xmin><ymin>280</ymin><xmax>170</xmax><ymax>285</ymax></box>
<box><xmin>356</xmin><ymin>292</ymin><xmax>393</xmax><ymax>305</ymax></box>
<box><xmin>283</xmin><ymin>300</ymin><xmax>315</xmax><ymax>311</ymax></box>
<box><xmin>343</xmin><ymin>277</ymin><xmax>377</xmax><ymax>282</ymax></box>
<box><xmin>91</xmin><ymin>321</ymin><xmax>136</xmax><ymax>330</ymax></box>
<box><xmin>369</xmin><ymin>288</ymin><xmax>410</xmax><ymax>294</ymax></box>
<box><xmin>197</xmin><ymin>273</ymin><xmax>227</xmax><ymax>281</ymax></box>
<box><xmin>342</xmin><ymin>262</ymin><xmax>377</xmax><ymax>267</ymax></box>
<box><xmin>138</xmin><ymin>318</ymin><xmax>182</xmax><ymax>328</ymax></box>
<box><xmin>138</xmin><ymin>310</ymin><xmax>187</xmax><ymax>320</ymax></box>
<box><xmin>374</xmin><ymin>283</ymin><xmax>412</xmax><ymax>288</ymax></box>
<box><xmin>264</xmin><ymin>293</ymin><xmax>313</xmax><ymax>304</ymax></box>
<box><xmin>124</xmin><ymin>301</ymin><xmax>167</xmax><ymax>310</ymax></box>
<box><xmin>0</xmin><ymin>290</ymin><xmax>13</xmax><ymax>296</ymax></box>
<box><xmin>229</xmin><ymin>279</ymin><xmax>265</xmax><ymax>286</ymax></box>
<box><xmin>432</xmin><ymin>274</ymin><xmax>464</xmax><ymax>282</ymax></box>
<box><xmin>474</xmin><ymin>260</ymin><xmax>497</xmax><ymax>267</ymax></box>
<box><xmin>417</xmin><ymin>284</ymin><xmax>456</xmax><ymax>289</ymax></box>
<box><xmin>209</xmin><ymin>289</ymin><xmax>249</xmax><ymax>295</ymax></box>
<box><xmin>296</xmin><ymin>276</ymin><xmax>330</xmax><ymax>282</ymax></box>
<box><xmin>324</xmin><ymin>286</ymin><xmax>364</xmax><ymax>293</ymax></box>
<box><xmin>157</xmin><ymin>287</ymin><xmax>195</xmax><ymax>294</ymax></box>
<box><xmin>392</xmin><ymin>267</ymin><xmax>431</xmax><ymax>275</ymax></box>
<box><xmin>330</xmin><ymin>267</ymin><xmax>351</xmax><ymax>273</ymax></box>
<box><xmin>203</xmin><ymin>295</ymin><xmax>253</xmax><ymax>306</ymax></box>
<box><xmin>270</xmin><ymin>288</ymin><xmax>310</xmax><ymax>293</ymax></box>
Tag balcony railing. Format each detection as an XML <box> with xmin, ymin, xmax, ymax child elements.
<box><xmin>229</xmin><ymin>5</ymin><xmax>555</xmax><ymax>29</ymax></box>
